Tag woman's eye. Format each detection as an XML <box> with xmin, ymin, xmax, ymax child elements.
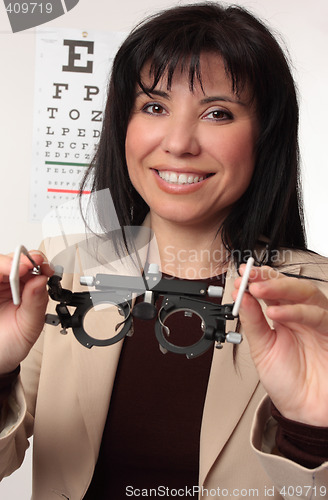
<box><xmin>142</xmin><ymin>103</ymin><xmax>167</xmax><ymax>115</ymax></box>
<box><xmin>203</xmin><ymin>109</ymin><xmax>233</xmax><ymax>121</ymax></box>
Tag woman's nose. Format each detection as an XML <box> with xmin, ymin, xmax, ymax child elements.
<box><xmin>161</xmin><ymin>118</ymin><xmax>201</xmax><ymax>157</ymax></box>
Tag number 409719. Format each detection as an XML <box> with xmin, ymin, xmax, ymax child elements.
<box><xmin>5</xmin><ymin>3</ymin><xmax>53</xmax><ymax>14</ymax></box>
<box><xmin>279</xmin><ymin>486</ymin><xmax>327</xmax><ymax>497</ymax></box>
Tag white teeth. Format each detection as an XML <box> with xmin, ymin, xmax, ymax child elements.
<box><xmin>158</xmin><ymin>171</ymin><xmax>206</xmax><ymax>185</ymax></box>
<box><xmin>170</xmin><ymin>173</ymin><xmax>178</xmax><ymax>183</ymax></box>
<box><xmin>177</xmin><ymin>173</ymin><xmax>187</xmax><ymax>184</ymax></box>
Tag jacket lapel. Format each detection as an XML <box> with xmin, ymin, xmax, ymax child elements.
<box><xmin>68</xmin><ymin>225</ymin><xmax>157</xmax><ymax>463</ymax></box>
<box><xmin>71</xmin><ymin>324</ymin><xmax>124</xmax><ymax>462</ymax></box>
<box><xmin>199</xmin><ymin>264</ymin><xmax>260</xmax><ymax>486</ymax></box>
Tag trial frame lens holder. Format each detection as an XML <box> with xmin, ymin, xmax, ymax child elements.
<box><xmin>45</xmin><ymin>260</ymin><xmax>253</xmax><ymax>358</ymax></box>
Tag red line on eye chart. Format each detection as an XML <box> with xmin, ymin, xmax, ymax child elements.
<box><xmin>47</xmin><ymin>189</ymin><xmax>91</xmax><ymax>194</ymax></box>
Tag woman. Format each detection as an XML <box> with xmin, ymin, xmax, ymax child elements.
<box><xmin>0</xmin><ymin>3</ymin><xmax>328</xmax><ymax>499</ymax></box>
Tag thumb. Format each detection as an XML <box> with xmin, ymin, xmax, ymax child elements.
<box><xmin>22</xmin><ymin>274</ymin><xmax>49</xmax><ymax>311</ymax></box>
<box><xmin>17</xmin><ymin>275</ymin><xmax>49</xmax><ymax>336</ymax></box>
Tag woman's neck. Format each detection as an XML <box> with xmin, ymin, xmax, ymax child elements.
<box><xmin>147</xmin><ymin>214</ymin><xmax>229</xmax><ymax>279</ymax></box>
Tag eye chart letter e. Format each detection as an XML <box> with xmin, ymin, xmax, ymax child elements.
<box><xmin>3</xmin><ymin>0</ymin><xmax>80</xmax><ymax>33</ymax></box>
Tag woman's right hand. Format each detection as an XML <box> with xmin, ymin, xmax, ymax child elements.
<box><xmin>0</xmin><ymin>251</ymin><xmax>54</xmax><ymax>374</ymax></box>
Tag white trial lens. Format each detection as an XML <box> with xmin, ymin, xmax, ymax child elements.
<box><xmin>232</xmin><ymin>257</ymin><xmax>254</xmax><ymax>317</ymax></box>
<box><xmin>9</xmin><ymin>245</ymin><xmax>42</xmax><ymax>306</ymax></box>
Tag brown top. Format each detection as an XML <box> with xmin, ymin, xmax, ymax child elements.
<box><xmin>271</xmin><ymin>403</ymin><xmax>328</xmax><ymax>469</ymax></box>
<box><xmin>84</xmin><ymin>274</ymin><xmax>224</xmax><ymax>498</ymax></box>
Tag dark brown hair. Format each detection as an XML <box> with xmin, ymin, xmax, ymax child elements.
<box><xmin>81</xmin><ymin>2</ymin><xmax>306</xmax><ymax>265</ymax></box>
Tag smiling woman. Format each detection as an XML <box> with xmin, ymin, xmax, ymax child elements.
<box><xmin>81</xmin><ymin>2</ymin><xmax>304</xmax><ymax>270</ymax></box>
<box><xmin>1</xmin><ymin>3</ymin><xmax>328</xmax><ymax>500</ymax></box>
<box><xmin>125</xmin><ymin>54</ymin><xmax>258</xmax><ymax>248</ymax></box>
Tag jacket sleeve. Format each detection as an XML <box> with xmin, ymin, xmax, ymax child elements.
<box><xmin>0</xmin><ymin>326</ymin><xmax>44</xmax><ymax>480</ymax></box>
<box><xmin>251</xmin><ymin>396</ymin><xmax>328</xmax><ymax>500</ymax></box>
<box><xmin>0</xmin><ymin>376</ymin><xmax>31</xmax><ymax>480</ymax></box>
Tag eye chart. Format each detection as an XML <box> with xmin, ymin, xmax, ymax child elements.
<box><xmin>30</xmin><ymin>27</ymin><xmax>125</xmax><ymax>222</ymax></box>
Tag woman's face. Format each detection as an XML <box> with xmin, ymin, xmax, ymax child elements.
<box><xmin>125</xmin><ymin>53</ymin><xmax>258</xmax><ymax>232</ymax></box>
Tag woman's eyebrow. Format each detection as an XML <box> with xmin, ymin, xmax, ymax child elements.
<box><xmin>135</xmin><ymin>89</ymin><xmax>170</xmax><ymax>99</ymax></box>
<box><xmin>200</xmin><ymin>95</ymin><xmax>245</xmax><ymax>106</ymax></box>
<box><xmin>135</xmin><ymin>89</ymin><xmax>246</xmax><ymax>106</ymax></box>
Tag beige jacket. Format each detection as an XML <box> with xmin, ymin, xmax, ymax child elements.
<box><xmin>0</xmin><ymin>232</ymin><xmax>328</xmax><ymax>499</ymax></box>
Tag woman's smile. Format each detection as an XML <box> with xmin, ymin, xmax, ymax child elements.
<box><xmin>152</xmin><ymin>168</ymin><xmax>215</xmax><ymax>194</ymax></box>
<box><xmin>156</xmin><ymin>169</ymin><xmax>212</xmax><ymax>185</ymax></box>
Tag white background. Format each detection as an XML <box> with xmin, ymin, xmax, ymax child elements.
<box><xmin>0</xmin><ymin>0</ymin><xmax>327</xmax><ymax>497</ymax></box>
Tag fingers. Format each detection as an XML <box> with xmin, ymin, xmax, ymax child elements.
<box><xmin>237</xmin><ymin>265</ymin><xmax>328</xmax><ymax>308</ymax></box>
<box><xmin>239</xmin><ymin>264</ymin><xmax>280</xmax><ymax>283</ymax></box>
<box><xmin>0</xmin><ymin>251</ymin><xmax>53</xmax><ymax>307</ymax></box>
<box><xmin>266</xmin><ymin>304</ymin><xmax>328</xmax><ymax>336</ymax></box>
<box><xmin>0</xmin><ymin>251</ymin><xmax>53</xmax><ymax>282</ymax></box>
<box><xmin>0</xmin><ymin>254</ymin><xmax>18</xmax><ymax>281</ymax></box>
<box><xmin>234</xmin><ymin>264</ymin><xmax>328</xmax><ymax>338</ymax></box>
<box><xmin>16</xmin><ymin>252</ymin><xmax>53</xmax><ymax>306</ymax></box>
<box><xmin>0</xmin><ymin>251</ymin><xmax>52</xmax><ymax>373</ymax></box>
<box><xmin>28</xmin><ymin>251</ymin><xmax>54</xmax><ymax>277</ymax></box>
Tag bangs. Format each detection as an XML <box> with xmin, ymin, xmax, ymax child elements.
<box><xmin>132</xmin><ymin>18</ymin><xmax>253</xmax><ymax>99</ymax></box>
<box><xmin>135</xmin><ymin>44</ymin><xmax>250</xmax><ymax>100</ymax></box>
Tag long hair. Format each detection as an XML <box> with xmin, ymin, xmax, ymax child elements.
<box><xmin>80</xmin><ymin>2</ymin><xmax>306</xmax><ymax>266</ymax></box>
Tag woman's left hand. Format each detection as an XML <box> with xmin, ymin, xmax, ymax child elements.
<box><xmin>233</xmin><ymin>266</ymin><xmax>328</xmax><ymax>426</ymax></box>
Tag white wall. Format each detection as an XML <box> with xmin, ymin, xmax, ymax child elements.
<box><xmin>0</xmin><ymin>0</ymin><xmax>327</xmax><ymax>497</ymax></box>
